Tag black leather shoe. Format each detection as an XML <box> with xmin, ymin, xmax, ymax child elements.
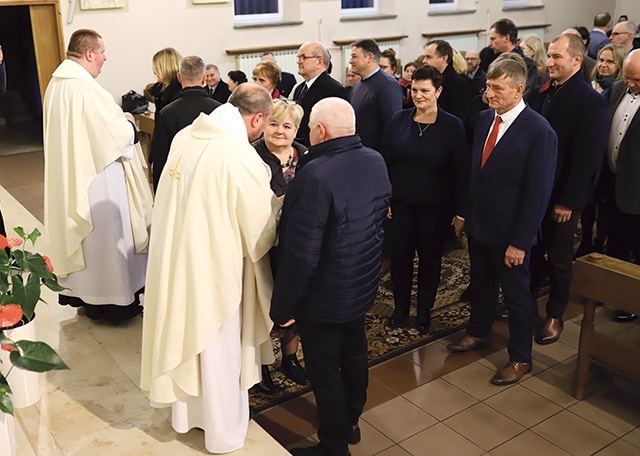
<box><xmin>416</xmin><ymin>317</ymin><xmax>431</xmax><ymax>333</ymax></box>
<box><xmin>349</xmin><ymin>424</ymin><xmax>361</xmax><ymax>445</ymax></box>
<box><xmin>281</xmin><ymin>355</ymin><xmax>309</xmax><ymax>385</ymax></box>
<box><xmin>388</xmin><ymin>308</ymin><xmax>407</xmax><ymax>328</ymax></box>
<box><xmin>256</xmin><ymin>365</ymin><xmax>282</xmax><ymax>395</ymax></box>
<box><xmin>290</xmin><ymin>444</ymin><xmax>350</xmax><ymax>456</ymax></box>
<box><xmin>613</xmin><ymin>310</ymin><xmax>638</xmax><ymax>322</ymax></box>
<box><xmin>496</xmin><ymin>308</ymin><xmax>509</xmax><ymax>321</ymax></box>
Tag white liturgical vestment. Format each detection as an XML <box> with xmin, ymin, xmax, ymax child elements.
<box><xmin>140</xmin><ymin>104</ymin><xmax>279</xmax><ymax>453</ymax></box>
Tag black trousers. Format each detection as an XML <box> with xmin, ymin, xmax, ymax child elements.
<box><xmin>607</xmin><ymin>202</ymin><xmax>640</xmax><ymax>264</ymax></box>
<box><xmin>530</xmin><ymin>211</ymin><xmax>579</xmax><ymax>319</ymax></box>
<box><xmin>297</xmin><ymin>315</ymin><xmax>368</xmax><ymax>456</ymax></box>
<box><xmin>389</xmin><ymin>202</ymin><xmax>446</xmax><ymax>321</ymax></box>
<box><xmin>468</xmin><ymin>239</ymin><xmax>534</xmax><ymax>363</ymax></box>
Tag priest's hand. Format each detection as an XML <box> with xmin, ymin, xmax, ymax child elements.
<box><xmin>124</xmin><ymin>112</ymin><xmax>136</xmax><ymax>124</ymax></box>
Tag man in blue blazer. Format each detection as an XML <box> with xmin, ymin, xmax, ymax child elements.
<box><xmin>448</xmin><ymin>59</ymin><xmax>558</xmax><ymax>386</ymax></box>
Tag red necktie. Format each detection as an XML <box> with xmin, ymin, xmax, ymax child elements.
<box><xmin>481</xmin><ymin>116</ymin><xmax>502</xmax><ymax>169</ymax></box>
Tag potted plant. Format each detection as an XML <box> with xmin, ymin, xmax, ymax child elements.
<box><xmin>0</xmin><ymin>227</ymin><xmax>69</xmax><ymax>416</ymax></box>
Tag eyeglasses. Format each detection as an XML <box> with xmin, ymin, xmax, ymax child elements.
<box><xmin>610</xmin><ymin>32</ymin><xmax>631</xmax><ymax>37</ymax></box>
<box><xmin>465</xmin><ymin>57</ymin><xmax>479</xmax><ymax>61</ymax></box>
<box><xmin>297</xmin><ymin>55</ymin><xmax>321</xmax><ymax>62</ymax></box>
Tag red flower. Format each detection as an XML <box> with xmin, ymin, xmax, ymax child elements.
<box><xmin>1</xmin><ymin>343</ymin><xmax>15</xmax><ymax>352</ymax></box>
<box><xmin>7</xmin><ymin>238</ymin><xmax>23</xmax><ymax>248</ymax></box>
<box><xmin>0</xmin><ymin>304</ymin><xmax>23</xmax><ymax>328</ymax></box>
<box><xmin>42</xmin><ymin>255</ymin><xmax>55</xmax><ymax>272</ymax></box>
<box><xmin>0</xmin><ymin>235</ymin><xmax>7</xmax><ymax>250</ymax></box>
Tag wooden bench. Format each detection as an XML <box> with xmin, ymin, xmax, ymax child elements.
<box><xmin>570</xmin><ymin>253</ymin><xmax>640</xmax><ymax>399</ymax></box>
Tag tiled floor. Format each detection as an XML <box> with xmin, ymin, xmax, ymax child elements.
<box><xmin>2</xmin><ymin>151</ymin><xmax>640</xmax><ymax>455</ymax></box>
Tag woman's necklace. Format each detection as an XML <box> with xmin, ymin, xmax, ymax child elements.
<box><xmin>281</xmin><ymin>151</ymin><xmax>294</xmax><ymax>169</ymax></box>
<box><xmin>417</xmin><ymin>122</ymin><xmax>431</xmax><ymax>136</ymax></box>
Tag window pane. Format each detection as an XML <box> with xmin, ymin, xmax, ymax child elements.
<box><xmin>342</xmin><ymin>0</ymin><xmax>375</xmax><ymax>8</ymax></box>
<box><xmin>430</xmin><ymin>0</ymin><xmax>454</xmax><ymax>4</ymax></box>
<box><xmin>234</xmin><ymin>0</ymin><xmax>278</xmax><ymax>15</ymax></box>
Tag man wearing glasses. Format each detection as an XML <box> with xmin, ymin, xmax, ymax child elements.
<box><xmin>465</xmin><ymin>49</ymin><xmax>486</xmax><ymax>93</ymax></box>
<box><xmin>610</xmin><ymin>21</ymin><xmax>639</xmax><ymax>55</ymax></box>
<box><xmin>292</xmin><ymin>41</ymin><xmax>348</xmax><ymax>146</ymax></box>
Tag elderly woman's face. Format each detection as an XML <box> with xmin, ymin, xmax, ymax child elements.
<box><xmin>264</xmin><ymin>114</ymin><xmax>298</xmax><ymax>149</ymax></box>
<box><xmin>253</xmin><ymin>72</ymin><xmax>276</xmax><ymax>92</ymax></box>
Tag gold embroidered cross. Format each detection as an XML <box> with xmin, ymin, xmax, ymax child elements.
<box><xmin>168</xmin><ymin>156</ymin><xmax>183</xmax><ymax>180</ymax></box>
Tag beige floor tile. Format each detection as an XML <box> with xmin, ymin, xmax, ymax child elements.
<box><xmin>552</xmin><ymin>355</ymin><xmax>578</xmax><ymax>378</ymax></box>
<box><xmin>253</xmin><ymin>407</ymin><xmax>310</xmax><ymax>448</ymax></box>
<box><xmin>278</xmin><ymin>394</ymin><xmax>319</xmax><ymax>438</ymax></box>
<box><xmin>558</xmin><ymin>320</ymin><xmax>582</xmax><ymax>349</ymax></box>
<box><xmin>444</xmin><ymin>403</ymin><xmax>525</xmax><ymax>451</ymax></box>
<box><xmin>365</xmin><ymin>376</ymin><xmax>399</xmax><ymax>411</ymax></box>
<box><xmin>484</xmin><ymin>384</ymin><xmax>562</xmax><ymax>428</ymax></box>
<box><xmin>622</xmin><ymin>427</ymin><xmax>640</xmax><ymax>448</ymax></box>
<box><xmin>594</xmin><ymin>439</ymin><xmax>640</xmax><ymax>456</ymax></box>
<box><xmin>531</xmin><ymin>410</ymin><xmax>616</xmax><ymax>455</ymax></box>
<box><xmin>403</xmin><ymin>339</ymin><xmax>483</xmax><ymax>378</ymax></box>
<box><xmin>442</xmin><ymin>362</ymin><xmax>506</xmax><ymax>401</ymax></box>
<box><xmin>520</xmin><ymin>367</ymin><xmax>578</xmax><ymax>408</ymax></box>
<box><xmin>350</xmin><ymin>420</ymin><xmax>394</xmax><ymax>456</ymax></box>
<box><xmin>125</xmin><ymin>439</ymin><xmax>198</xmax><ymax>455</ymax></box>
<box><xmin>402</xmin><ymin>378</ymin><xmax>477</xmax><ymax>421</ymax></box>
<box><xmin>400</xmin><ymin>423</ymin><xmax>483</xmax><ymax>456</ymax></box>
<box><xmin>46</xmin><ymin>332</ymin><xmax>103</xmax><ymax>362</ymax></box>
<box><xmin>15</xmin><ymin>405</ymin><xmax>64</xmax><ymax>456</ymax></box>
<box><xmin>489</xmin><ymin>430</ymin><xmax>570</xmax><ymax>456</ymax></box>
<box><xmin>611</xmin><ymin>322</ymin><xmax>640</xmax><ymax>345</ymax></box>
<box><xmin>592</xmin><ymin>307</ymin><xmax>632</xmax><ymax>337</ymax></box>
<box><xmin>374</xmin><ymin>445</ymin><xmax>412</xmax><ymax>456</ymax></box>
<box><xmin>568</xmin><ymin>388</ymin><xmax>640</xmax><ymax>436</ymax></box>
<box><xmin>532</xmin><ymin>340</ymin><xmax>577</xmax><ymax>367</ymax></box>
<box><xmin>370</xmin><ymin>356</ymin><xmax>437</xmax><ymax>395</ymax></box>
<box><xmin>362</xmin><ymin>396</ymin><xmax>437</xmax><ymax>442</ymax></box>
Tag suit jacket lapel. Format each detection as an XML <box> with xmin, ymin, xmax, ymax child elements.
<box><xmin>479</xmin><ymin>107</ymin><xmax>531</xmax><ymax>171</ymax></box>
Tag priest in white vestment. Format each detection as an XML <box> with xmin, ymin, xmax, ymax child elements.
<box><xmin>141</xmin><ymin>83</ymin><xmax>280</xmax><ymax>454</ymax></box>
<box><xmin>43</xmin><ymin>29</ymin><xmax>152</xmax><ymax>322</ymax></box>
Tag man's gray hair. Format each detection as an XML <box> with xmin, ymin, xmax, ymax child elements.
<box><xmin>487</xmin><ymin>58</ymin><xmax>527</xmax><ymax>88</ymax></box>
<box><xmin>205</xmin><ymin>63</ymin><xmax>219</xmax><ymax>72</ymax></box>
<box><xmin>228</xmin><ymin>83</ymin><xmax>273</xmax><ymax>117</ymax></box>
<box><xmin>180</xmin><ymin>56</ymin><xmax>206</xmax><ymax>83</ymax></box>
<box><xmin>310</xmin><ymin>97</ymin><xmax>355</xmax><ymax>138</ymax></box>
<box><xmin>618</xmin><ymin>21</ymin><xmax>637</xmax><ymax>35</ymax></box>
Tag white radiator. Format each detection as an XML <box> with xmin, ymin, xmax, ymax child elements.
<box><xmin>426</xmin><ymin>33</ymin><xmax>479</xmax><ymax>53</ymax></box>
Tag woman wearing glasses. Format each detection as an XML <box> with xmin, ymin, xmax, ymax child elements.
<box><xmin>591</xmin><ymin>44</ymin><xmax>626</xmax><ymax>100</ymax></box>
<box><xmin>383</xmin><ymin>65</ymin><xmax>469</xmax><ymax>332</ymax></box>
<box><xmin>253</xmin><ymin>99</ymin><xmax>309</xmax><ymax>393</ymax></box>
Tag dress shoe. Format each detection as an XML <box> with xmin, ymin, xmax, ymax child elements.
<box><xmin>290</xmin><ymin>444</ymin><xmax>350</xmax><ymax>456</ymax></box>
<box><xmin>388</xmin><ymin>308</ymin><xmax>407</xmax><ymax>328</ymax></box>
<box><xmin>415</xmin><ymin>317</ymin><xmax>431</xmax><ymax>333</ymax></box>
<box><xmin>280</xmin><ymin>354</ymin><xmax>309</xmax><ymax>385</ymax></box>
<box><xmin>535</xmin><ymin>317</ymin><xmax>563</xmax><ymax>345</ymax></box>
<box><xmin>496</xmin><ymin>308</ymin><xmax>509</xmax><ymax>321</ymax></box>
<box><xmin>447</xmin><ymin>334</ymin><xmax>492</xmax><ymax>353</ymax></box>
<box><xmin>349</xmin><ymin>424</ymin><xmax>361</xmax><ymax>445</ymax></box>
<box><xmin>256</xmin><ymin>365</ymin><xmax>282</xmax><ymax>395</ymax></box>
<box><xmin>612</xmin><ymin>310</ymin><xmax>638</xmax><ymax>322</ymax></box>
<box><xmin>491</xmin><ymin>361</ymin><xmax>532</xmax><ymax>385</ymax></box>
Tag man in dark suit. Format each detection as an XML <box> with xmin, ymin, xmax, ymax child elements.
<box><xmin>488</xmin><ymin>18</ymin><xmax>541</xmax><ymax>98</ymax></box>
<box><xmin>261</xmin><ymin>51</ymin><xmax>297</xmax><ymax>98</ymax></box>
<box><xmin>588</xmin><ymin>12</ymin><xmax>612</xmax><ymax>59</ymax></box>
<box><xmin>526</xmin><ymin>34</ymin><xmax>609</xmax><ymax>342</ymax></box>
<box><xmin>150</xmin><ymin>56</ymin><xmax>221</xmax><ymax>191</ymax></box>
<box><xmin>423</xmin><ymin>39</ymin><xmax>476</xmax><ymax>119</ymax></box>
<box><xmin>465</xmin><ymin>50</ymin><xmax>486</xmax><ymax>93</ymax></box>
<box><xmin>204</xmin><ymin>64</ymin><xmax>231</xmax><ymax>104</ymax></box>
<box><xmin>292</xmin><ymin>41</ymin><xmax>348</xmax><ymax>146</ymax></box>
<box><xmin>448</xmin><ymin>59</ymin><xmax>557</xmax><ymax>386</ymax></box>
<box><xmin>603</xmin><ymin>50</ymin><xmax>640</xmax><ymax>321</ymax></box>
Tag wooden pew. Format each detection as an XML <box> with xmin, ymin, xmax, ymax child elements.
<box><xmin>571</xmin><ymin>253</ymin><xmax>640</xmax><ymax>399</ymax></box>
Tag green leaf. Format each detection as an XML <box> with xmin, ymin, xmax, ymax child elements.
<box><xmin>0</xmin><ymin>249</ymin><xmax>9</xmax><ymax>294</ymax></box>
<box><xmin>43</xmin><ymin>276</ymin><xmax>67</xmax><ymax>293</ymax></box>
<box><xmin>11</xmin><ymin>340</ymin><xmax>69</xmax><ymax>372</ymax></box>
<box><xmin>12</xmin><ymin>227</ymin><xmax>25</xmax><ymax>239</ymax></box>
<box><xmin>10</xmin><ymin>273</ymin><xmax>41</xmax><ymax>321</ymax></box>
<box><xmin>0</xmin><ymin>373</ymin><xmax>11</xmax><ymax>394</ymax></box>
<box><xmin>26</xmin><ymin>228</ymin><xmax>41</xmax><ymax>246</ymax></box>
<box><xmin>0</xmin><ymin>374</ymin><xmax>13</xmax><ymax>415</ymax></box>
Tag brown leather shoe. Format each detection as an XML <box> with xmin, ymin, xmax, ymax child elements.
<box><xmin>535</xmin><ymin>317</ymin><xmax>563</xmax><ymax>345</ymax></box>
<box><xmin>491</xmin><ymin>361</ymin><xmax>532</xmax><ymax>385</ymax></box>
<box><xmin>447</xmin><ymin>334</ymin><xmax>492</xmax><ymax>353</ymax></box>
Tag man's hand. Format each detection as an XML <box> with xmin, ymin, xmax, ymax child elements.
<box><xmin>0</xmin><ymin>45</ymin><xmax>4</xmax><ymax>64</ymax></box>
<box><xmin>386</xmin><ymin>206</ymin><xmax>392</xmax><ymax>220</ymax></box>
<box><xmin>124</xmin><ymin>112</ymin><xmax>136</xmax><ymax>124</ymax></box>
<box><xmin>279</xmin><ymin>318</ymin><xmax>296</xmax><ymax>328</ymax></box>
<box><xmin>504</xmin><ymin>245</ymin><xmax>525</xmax><ymax>268</ymax></box>
<box><xmin>552</xmin><ymin>204</ymin><xmax>572</xmax><ymax>223</ymax></box>
<box><xmin>451</xmin><ymin>217</ymin><xmax>465</xmax><ymax>240</ymax></box>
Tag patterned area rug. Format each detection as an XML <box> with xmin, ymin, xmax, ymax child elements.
<box><xmin>250</xmin><ymin>244</ymin><xmax>473</xmax><ymax>413</ymax></box>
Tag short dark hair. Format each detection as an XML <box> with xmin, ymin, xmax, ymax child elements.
<box><xmin>411</xmin><ymin>65</ymin><xmax>444</xmax><ymax>90</ymax></box>
<box><xmin>594</xmin><ymin>12</ymin><xmax>611</xmax><ymax>27</ymax></box>
<box><xmin>491</xmin><ymin>18</ymin><xmax>518</xmax><ymax>45</ymax></box>
<box><xmin>67</xmin><ymin>29</ymin><xmax>102</xmax><ymax>59</ymax></box>
<box><xmin>574</xmin><ymin>26</ymin><xmax>591</xmax><ymax>45</ymax></box>
<box><xmin>380</xmin><ymin>48</ymin><xmax>398</xmax><ymax>72</ymax></box>
<box><xmin>351</xmin><ymin>38</ymin><xmax>381</xmax><ymax>62</ymax></box>
<box><xmin>228</xmin><ymin>70</ymin><xmax>247</xmax><ymax>85</ymax></box>
<box><xmin>426</xmin><ymin>39</ymin><xmax>453</xmax><ymax>65</ymax></box>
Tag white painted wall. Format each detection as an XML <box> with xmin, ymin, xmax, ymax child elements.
<box><xmin>56</xmin><ymin>0</ymin><xmax>617</xmax><ymax>101</ymax></box>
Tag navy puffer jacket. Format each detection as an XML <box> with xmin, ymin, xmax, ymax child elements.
<box><xmin>270</xmin><ymin>135</ymin><xmax>392</xmax><ymax>324</ymax></box>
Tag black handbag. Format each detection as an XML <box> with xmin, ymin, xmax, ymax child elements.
<box><xmin>121</xmin><ymin>90</ymin><xmax>148</xmax><ymax>114</ymax></box>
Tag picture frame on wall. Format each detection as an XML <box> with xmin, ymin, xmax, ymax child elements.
<box><xmin>80</xmin><ymin>0</ymin><xmax>126</xmax><ymax>10</ymax></box>
<box><xmin>193</xmin><ymin>0</ymin><xmax>230</xmax><ymax>4</ymax></box>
